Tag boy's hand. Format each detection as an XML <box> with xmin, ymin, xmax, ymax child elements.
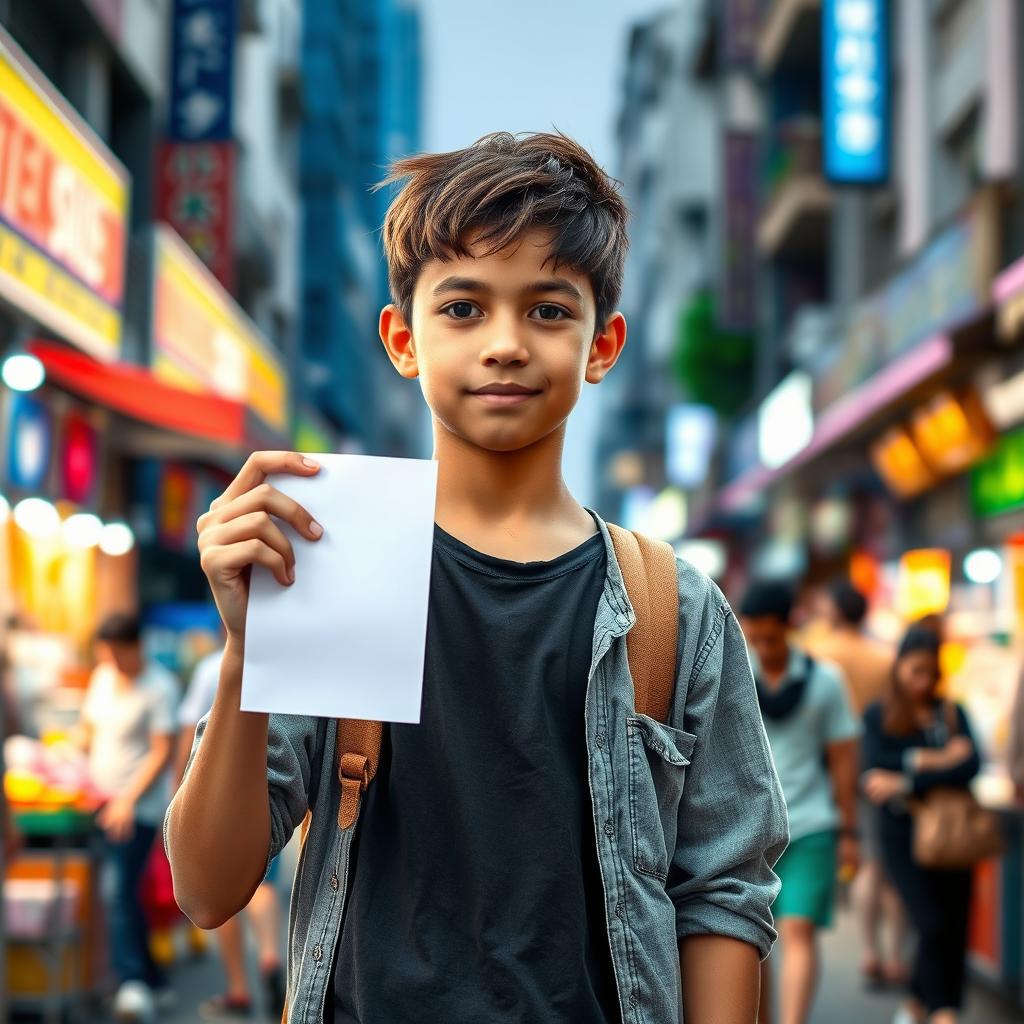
<box><xmin>197</xmin><ymin>451</ymin><xmax>323</xmax><ymax>644</ymax></box>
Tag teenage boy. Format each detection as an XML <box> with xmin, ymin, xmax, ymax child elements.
<box><xmin>740</xmin><ymin>582</ymin><xmax>860</xmax><ymax>1024</ymax></box>
<box><xmin>77</xmin><ymin>613</ymin><xmax>178</xmax><ymax>1018</ymax></box>
<box><xmin>167</xmin><ymin>132</ymin><xmax>789</xmax><ymax>1024</ymax></box>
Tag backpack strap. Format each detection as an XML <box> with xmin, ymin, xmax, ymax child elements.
<box><xmin>606</xmin><ymin>524</ymin><xmax>679</xmax><ymax>723</ymax></box>
<box><xmin>335</xmin><ymin>718</ymin><xmax>382</xmax><ymax>830</ymax></box>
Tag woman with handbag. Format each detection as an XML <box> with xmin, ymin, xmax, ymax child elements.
<box><xmin>861</xmin><ymin>625</ymin><xmax>986</xmax><ymax>1024</ymax></box>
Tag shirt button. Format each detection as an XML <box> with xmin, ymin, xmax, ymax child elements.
<box><xmin>330</xmin><ymin>872</ymin><xmax>339</xmax><ymax>892</ymax></box>
<box><xmin>312</xmin><ymin>943</ymin><xmax>322</xmax><ymax>963</ymax></box>
<box><xmin>603</xmin><ymin>819</ymin><xmax>615</xmax><ymax>837</ymax></box>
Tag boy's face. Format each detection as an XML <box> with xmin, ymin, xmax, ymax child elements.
<box><xmin>379</xmin><ymin>229</ymin><xmax>625</xmax><ymax>454</ymax></box>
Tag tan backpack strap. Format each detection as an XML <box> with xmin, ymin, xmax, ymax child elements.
<box><xmin>607</xmin><ymin>524</ymin><xmax>679</xmax><ymax>723</ymax></box>
<box><xmin>336</xmin><ymin>718</ymin><xmax>382</xmax><ymax>830</ymax></box>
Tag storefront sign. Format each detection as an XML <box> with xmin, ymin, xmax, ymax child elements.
<box><xmin>60</xmin><ymin>410</ymin><xmax>100</xmax><ymax>505</ymax></box>
<box><xmin>895</xmin><ymin>549</ymin><xmax>951</xmax><ymax>620</ymax></box>
<box><xmin>150</xmin><ymin>224</ymin><xmax>288</xmax><ymax>432</ymax></box>
<box><xmin>665</xmin><ymin>404</ymin><xmax>716</xmax><ymax>489</ymax></box>
<box><xmin>156</xmin><ymin>140</ymin><xmax>235</xmax><ymax>289</ymax></box>
<box><xmin>5</xmin><ymin>392</ymin><xmax>52</xmax><ymax>492</ymax></box>
<box><xmin>158</xmin><ymin>463</ymin><xmax>195</xmax><ymax>548</ymax></box>
<box><xmin>758</xmin><ymin>372</ymin><xmax>814</xmax><ymax>470</ymax></box>
<box><xmin>719</xmin><ymin>132</ymin><xmax>759</xmax><ymax>331</ymax></box>
<box><xmin>168</xmin><ymin>0</ymin><xmax>236</xmax><ymax>142</ymax></box>
<box><xmin>822</xmin><ymin>0</ymin><xmax>890</xmax><ymax>184</ymax></box>
<box><xmin>0</xmin><ymin>27</ymin><xmax>128</xmax><ymax>361</ymax></box>
<box><xmin>971</xmin><ymin>426</ymin><xmax>1024</xmax><ymax>518</ymax></box>
<box><xmin>814</xmin><ymin>197</ymin><xmax>995</xmax><ymax>411</ymax></box>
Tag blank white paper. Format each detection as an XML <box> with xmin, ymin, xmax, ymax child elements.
<box><xmin>240</xmin><ymin>454</ymin><xmax>438</xmax><ymax>722</ymax></box>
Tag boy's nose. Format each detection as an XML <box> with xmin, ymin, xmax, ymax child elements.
<box><xmin>479</xmin><ymin>329</ymin><xmax>530</xmax><ymax>366</ymax></box>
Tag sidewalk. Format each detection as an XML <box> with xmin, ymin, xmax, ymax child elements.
<box><xmin>810</xmin><ymin>908</ymin><xmax>1023</xmax><ymax>1024</ymax></box>
<box><xmin>88</xmin><ymin>902</ymin><xmax>1023</xmax><ymax>1023</ymax></box>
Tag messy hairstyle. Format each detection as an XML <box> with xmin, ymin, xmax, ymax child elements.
<box><xmin>377</xmin><ymin>131</ymin><xmax>630</xmax><ymax>330</ymax></box>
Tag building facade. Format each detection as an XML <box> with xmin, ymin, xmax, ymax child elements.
<box><xmin>300</xmin><ymin>0</ymin><xmax>426</xmax><ymax>456</ymax></box>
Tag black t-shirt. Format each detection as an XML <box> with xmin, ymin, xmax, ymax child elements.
<box><xmin>329</xmin><ymin>523</ymin><xmax>619</xmax><ymax>1023</ymax></box>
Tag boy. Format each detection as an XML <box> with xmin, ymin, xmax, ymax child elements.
<box><xmin>77</xmin><ymin>613</ymin><xmax>178</xmax><ymax>1018</ymax></box>
<box><xmin>167</xmin><ymin>132</ymin><xmax>788</xmax><ymax>1023</ymax></box>
<box><xmin>739</xmin><ymin>582</ymin><xmax>859</xmax><ymax>1024</ymax></box>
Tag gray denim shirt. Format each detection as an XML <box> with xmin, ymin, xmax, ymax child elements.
<box><xmin>176</xmin><ymin>512</ymin><xmax>788</xmax><ymax>1024</ymax></box>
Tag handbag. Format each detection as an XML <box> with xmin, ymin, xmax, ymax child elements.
<box><xmin>911</xmin><ymin>704</ymin><xmax>1004</xmax><ymax>869</ymax></box>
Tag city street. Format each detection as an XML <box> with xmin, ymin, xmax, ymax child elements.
<box><xmin>86</xmin><ymin>905</ymin><xmax>1023</xmax><ymax>1024</ymax></box>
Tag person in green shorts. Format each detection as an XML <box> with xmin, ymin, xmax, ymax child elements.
<box><xmin>740</xmin><ymin>582</ymin><xmax>861</xmax><ymax>1024</ymax></box>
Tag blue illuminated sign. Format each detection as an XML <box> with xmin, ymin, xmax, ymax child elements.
<box><xmin>169</xmin><ymin>0</ymin><xmax>236</xmax><ymax>142</ymax></box>
<box><xmin>5</xmin><ymin>393</ymin><xmax>52</xmax><ymax>492</ymax></box>
<box><xmin>822</xmin><ymin>0</ymin><xmax>889</xmax><ymax>184</ymax></box>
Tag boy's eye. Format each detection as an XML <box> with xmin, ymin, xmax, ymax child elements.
<box><xmin>442</xmin><ymin>301</ymin><xmax>482</xmax><ymax>320</ymax></box>
<box><xmin>530</xmin><ymin>304</ymin><xmax>570</xmax><ymax>321</ymax></box>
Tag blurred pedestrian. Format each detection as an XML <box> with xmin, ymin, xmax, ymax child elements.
<box><xmin>862</xmin><ymin>626</ymin><xmax>981</xmax><ymax>1024</ymax></box>
<box><xmin>74</xmin><ymin>613</ymin><xmax>178</xmax><ymax>1021</ymax></box>
<box><xmin>174</xmin><ymin>645</ymin><xmax>286</xmax><ymax>1021</ymax></box>
<box><xmin>804</xmin><ymin>580</ymin><xmax>907</xmax><ymax>988</ymax></box>
<box><xmin>740</xmin><ymin>581</ymin><xmax>860</xmax><ymax>1024</ymax></box>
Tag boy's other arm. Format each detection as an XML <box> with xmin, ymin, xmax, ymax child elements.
<box><xmin>666</xmin><ymin>579</ymin><xmax>788</xmax><ymax>974</ymax></box>
<box><xmin>680</xmin><ymin>935</ymin><xmax>760</xmax><ymax>1023</ymax></box>
<box><xmin>165</xmin><ymin>642</ymin><xmax>272</xmax><ymax>928</ymax></box>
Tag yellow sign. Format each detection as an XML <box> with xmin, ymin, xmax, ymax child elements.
<box><xmin>152</xmin><ymin>224</ymin><xmax>288</xmax><ymax>432</ymax></box>
<box><xmin>0</xmin><ymin>26</ymin><xmax>128</xmax><ymax>361</ymax></box>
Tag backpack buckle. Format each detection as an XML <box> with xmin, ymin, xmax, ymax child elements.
<box><xmin>337</xmin><ymin>752</ymin><xmax>370</xmax><ymax>831</ymax></box>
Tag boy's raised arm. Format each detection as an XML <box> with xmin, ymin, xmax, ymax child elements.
<box><xmin>165</xmin><ymin>451</ymin><xmax>324</xmax><ymax>928</ymax></box>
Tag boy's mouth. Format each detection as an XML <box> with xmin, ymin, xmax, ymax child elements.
<box><xmin>468</xmin><ymin>382</ymin><xmax>542</xmax><ymax>405</ymax></box>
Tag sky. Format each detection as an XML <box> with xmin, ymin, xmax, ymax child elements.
<box><xmin>420</xmin><ymin>0</ymin><xmax>669</xmax><ymax>176</ymax></box>
<box><xmin>418</xmin><ymin>0</ymin><xmax>669</xmax><ymax>503</ymax></box>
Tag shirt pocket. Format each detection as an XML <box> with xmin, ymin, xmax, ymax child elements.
<box><xmin>626</xmin><ymin>713</ymin><xmax>697</xmax><ymax>882</ymax></box>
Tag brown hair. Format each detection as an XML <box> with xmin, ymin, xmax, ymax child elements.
<box><xmin>377</xmin><ymin>131</ymin><xmax>629</xmax><ymax>330</ymax></box>
<box><xmin>883</xmin><ymin>624</ymin><xmax>942</xmax><ymax>735</ymax></box>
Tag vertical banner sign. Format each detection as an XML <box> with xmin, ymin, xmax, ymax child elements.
<box><xmin>0</xmin><ymin>26</ymin><xmax>128</xmax><ymax>361</ymax></box>
<box><xmin>719</xmin><ymin>132</ymin><xmax>758</xmax><ymax>332</ymax></box>
<box><xmin>156</xmin><ymin>141</ymin><xmax>235</xmax><ymax>290</ymax></box>
<box><xmin>823</xmin><ymin>0</ymin><xmax>889</xmax><ymax>184</ymax></box>
<box><xmin>161</xmin><ymin>0</ymin><xmax>236</xmax><ymax>289</ymax></box>
<box><xmin>168</xmin><ymin>0</ymin><xmax>235</xmax><ymax>143</ymax></box>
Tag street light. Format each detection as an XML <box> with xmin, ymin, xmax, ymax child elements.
<box><xmin>63</xmin><ymin>513</ymin><xmax>103</xmax><ymax>549</ymax></box>
<box><xmin>1</xmin><ymin>353</ymin><xmax>45</xmax><ymax>392</ymax></box>
<box><xmin>99</xmin><ymin>522</ymin><xmax>135</xmax><ymax>556</ymax></box>
<box><xmin>12</xmin><ymin>497</ymin><xmax>60</xmax><ymax>538</ymax></box>
<box><xmin>964</xmin><ymin>548</ymin><xmax>1002</xmax><ymax>585</ymax></box>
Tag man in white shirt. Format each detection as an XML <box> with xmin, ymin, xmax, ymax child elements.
<box><xmin>77</xmin><ymin>613</ymin><xmax>178</xmax><ymax>1018</ymax></box>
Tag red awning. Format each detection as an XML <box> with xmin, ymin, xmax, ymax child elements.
<box><xmin>28</xmin><ymin>340</ymin><xmax>281</xmax><ymax>450</ymax></box>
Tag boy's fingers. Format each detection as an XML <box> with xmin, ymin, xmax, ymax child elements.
<box><xmin>199</xmin><ymin>482</ymin><xmax>322</xmax><ymax>540</ymax></box>
<box><xmin>201</xmin><ymin>538</ymin><xmax>293</xmax><ymax>588</ymax></box>
<box><xmin>214</xmin><ymin>451</ymin><xmax>320</xmax><ymax>507</ymax></box>
<box><xmin>199</xmin><ymin>511</ymin><xmax>296</xmax><ymax>571</ymax></box>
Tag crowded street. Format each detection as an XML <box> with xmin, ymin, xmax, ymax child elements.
<box><xmin>5</xmin><ymin>0</ymin><xmax>1024</xmax><ymax>1023</ymax></box>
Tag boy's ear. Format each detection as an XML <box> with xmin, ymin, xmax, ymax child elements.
<box><xmin>379</xmin><ymin>304</ymin><xmax>419</xmax><ymax>379</ymax></box>
<box><xmin>585</xmin><ymin>312</ymin><xmax>627</xmax><ymax>384</ymax></box>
